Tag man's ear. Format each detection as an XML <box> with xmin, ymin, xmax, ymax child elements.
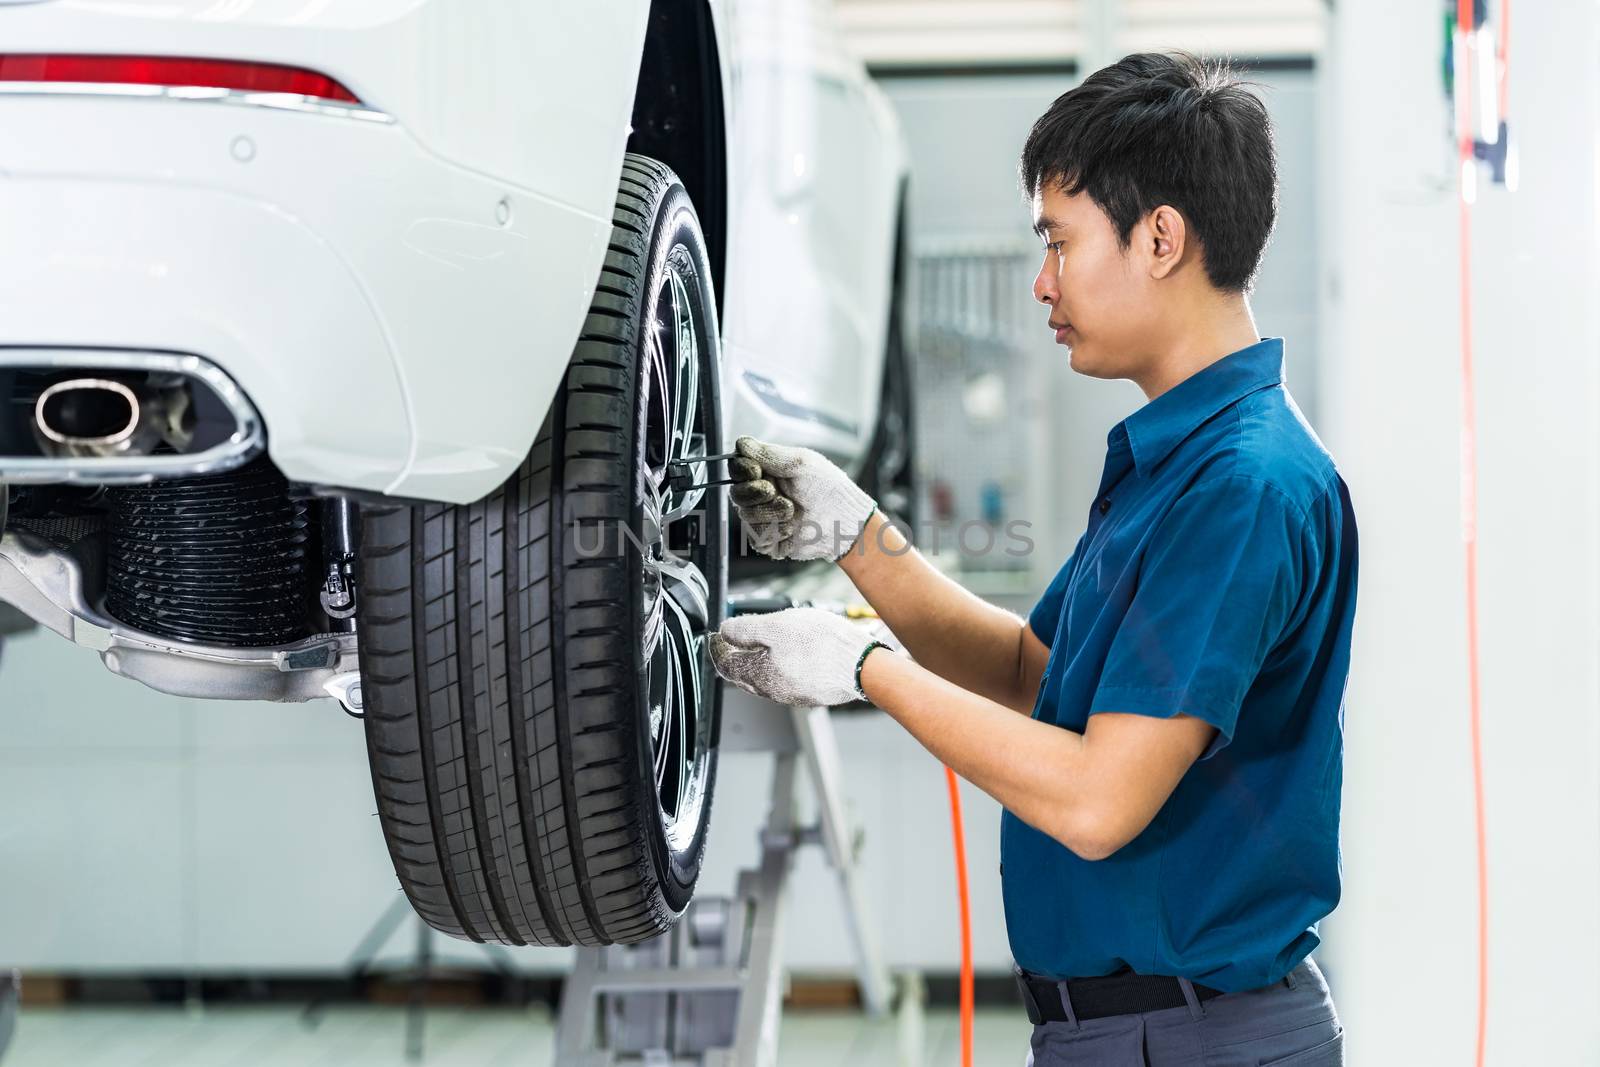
<box><xmin>1145</xmin><ymin>205</ymin><xmax>1187</xmax><ymax>280</ymax></box>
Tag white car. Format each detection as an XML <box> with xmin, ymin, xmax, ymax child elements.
<box><xmin>0</xmin><ymin>0</ymin><xmax>913</xmax><ymax>948</ymax></box>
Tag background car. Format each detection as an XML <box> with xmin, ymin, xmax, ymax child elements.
<box><xmin>0</xmin><ymin>0</ymin><xmax>911</xmax><ymax>948</ymax></box>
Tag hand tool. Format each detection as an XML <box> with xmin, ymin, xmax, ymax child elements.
<box><xmin>666</xmin><ymin>450</ymin><xmax>747</xmax><ymax>493</ymax></box>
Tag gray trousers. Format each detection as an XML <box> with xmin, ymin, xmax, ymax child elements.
<box><xmin>1025</xmin><ymin>957</ymin><xmax>1343</xmax><ymax>1066</ymax></box>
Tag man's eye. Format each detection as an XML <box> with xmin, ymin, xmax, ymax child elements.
<box><xmin>1044</xmin><ymin>241</ymin><xmax>1063</xmax><ymax>254</ymax></box>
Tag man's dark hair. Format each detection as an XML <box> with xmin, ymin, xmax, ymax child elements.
<box><xmin>1019</xmin><ymin>51</ymin><xmax>1277</xmax><ymax>292</ymax></box>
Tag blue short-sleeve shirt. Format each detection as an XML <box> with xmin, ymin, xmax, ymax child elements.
<box><xmin>1003</xmin><ymin>338</ymin><xmax>1358</xmax><ymax>994</ymax></box>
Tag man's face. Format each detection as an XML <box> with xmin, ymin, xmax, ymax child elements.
<box><xmin>1030</xmin><ymin>182</ymin><xmax>1154</xmax><ymax>380</ymax></box>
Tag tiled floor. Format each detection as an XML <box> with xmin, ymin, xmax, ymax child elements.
<box><xmin>4</xmin><ymin>1004</ymin><xmax>1032</xmax><ymax>1066</ymax></box>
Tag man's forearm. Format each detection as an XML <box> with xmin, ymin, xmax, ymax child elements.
<box><xmin>858</xmin><ymin>646</ymin><xmax>1106</xmax><ymax>859</ymax></box>
<box><xmin>841</xmin><ymin>512</ymin><xmax>1036</xmax><ymax>710</ymax></box>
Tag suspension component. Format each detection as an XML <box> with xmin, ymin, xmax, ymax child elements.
<box><xmin>319</xmin><ymin>497</ymin><xmax>359</xmax><ymax>630</ymax></box>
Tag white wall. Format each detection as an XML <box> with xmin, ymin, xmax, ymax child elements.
<box><xmin>1318</xmin><ymin>2</ymin><xmax>1600</xmax><ymax>1063</ymax></box>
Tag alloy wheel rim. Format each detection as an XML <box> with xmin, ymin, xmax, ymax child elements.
<box><xmin>639</xmin><ymin>241</ymin><xmax>715</xmax><ymax>855</ymax></box>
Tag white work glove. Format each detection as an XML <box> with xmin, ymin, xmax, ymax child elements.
<box><xmin>730</xmin><ymin>436</ymin><xmax>877</xmax><ymax>562</ymax></box>
<box><xmin>710</xmin><ymin>607</ymin><xmax>890</xmax><ymax>707</ymax></box>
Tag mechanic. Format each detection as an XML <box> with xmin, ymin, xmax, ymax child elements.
<box><xmin>710</xmin><ymin>52</ymin><xmax>1357</xmax><ymax>1065</ymax></box>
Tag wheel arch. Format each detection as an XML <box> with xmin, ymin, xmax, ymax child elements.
<box><xmin>628</xmin><ymin>0</ymin><xmax>729</xmax><ymax>319</ymax></box>
<box><xmin>856</xmin><ymin>177</ymin><xmax>917</xmax><ymax>521</ymax></box>
<box><xmin>876</xmin><ymin>178</ymin><xmax>914</xmax><ymax>398</ymax></box>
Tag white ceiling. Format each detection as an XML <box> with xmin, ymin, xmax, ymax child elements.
<box><xmin>834</xmin><ymin>0</ymin><xmax>1327</xmax><ymax>69</ymax></box>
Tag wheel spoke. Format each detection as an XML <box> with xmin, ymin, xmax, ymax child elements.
<box><xmin>660</xmin><ymin>586</ymin><xmax>703</xmax><ymax>791</ymax></box>
<box><xmin>644</xmin><ymin>310</ymin><xmax>673</xmax><ymax>490</ymax></box>
<box><xmin>645</xmin><ymin>590</ymin><xmax>668</xmax><ymax>785</ymax></box>
<box><xmin>667</xmin><ymin>268</ymin><xmax>701</xmax><ymax>460</ymax></box>
<box><xmin>652</xmin><ymin>625</ymin><xmax>678</xmax><ymax>792</ymax></box>
<box><xmin>644</xmin><ymin>547</ymin><xmax>708</xmax><ymax>808</ymax></box>
<box><xmin>675</xmin><ymin>644</ymin><xmax>692</xmax><ymax>802</ymax></box>
<box><xmin>641</xmin><ymin>477</ymin><xmax>664</xmax><ymax>547</ymax></box>
<box><xmin>660</xmin><ymin>265</ymin><xmax>705</xmax><ymax>524</ymax></box>
<box><xmin>641</xmin><ymin>591</ymin><xmax>665</xmax><ymax>662</ymax></box>
<box><xmin>656</xmin><ymin>549</ymin><xmax>709</xmax><ymax>633</ymax></box>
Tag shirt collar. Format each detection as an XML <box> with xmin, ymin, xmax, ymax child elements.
<box><xmin>1118</xmin><ymin>338</ymin><xmax>1286</xmax><ymax>478</ymax></box>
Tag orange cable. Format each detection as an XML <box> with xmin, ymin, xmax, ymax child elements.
<box><xmin>944</xmin><ymin>765</ymin><xmax>974</xmax><ymax>1067</ymax></box>
<box><xmin>1456</xmin><ymin>2</ymin><xmax>1490</xmax><ymax>1064</ymax></box>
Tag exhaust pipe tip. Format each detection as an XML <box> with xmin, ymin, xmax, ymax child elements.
<box><xmin>32</xmin><ymin>376</ymin><xmax>195</xmax><ymax>460</ymax></box>
<box><xmin>1</xmin><ymin>349</ymin><xmax>262</xmax><ymax>484</ymax></box>
<box><xmin>34</xmin><ymin>379</ymin><xmax>144</xmax><ymax>456</ymax></box>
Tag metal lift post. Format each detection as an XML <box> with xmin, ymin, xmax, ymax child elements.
<box><xmin>555</xmin><ymin>690</ymin><xmax>892</xmax><ymax>1066</ymax></box>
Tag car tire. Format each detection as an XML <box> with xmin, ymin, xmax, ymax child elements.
<box><xmin>355</xmin><ymin>154</ymin><xmax>726</xmax><ymax>946</ymax></box>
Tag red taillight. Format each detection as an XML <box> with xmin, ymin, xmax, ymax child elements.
<box><xmin>0</xmin><ymin>54</ymin><xmax>360</xmax><ymax>104</ymax></box>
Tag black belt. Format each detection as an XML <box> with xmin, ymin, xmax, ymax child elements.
<box><xmin>1015</xmin><ymin>964</ymin><xmax>1226</xmax><ymax>1024</ymax></box>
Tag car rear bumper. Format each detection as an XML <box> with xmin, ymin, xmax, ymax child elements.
<box><xmin>0</xmin><ymin>93</ymin><xmax>612</xmax><ymax>503</ymax></box>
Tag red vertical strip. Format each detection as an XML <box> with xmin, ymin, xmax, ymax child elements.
<box><xmin>1457</xmin><ymin>3</ymin><xmax>1490</xmax><ymax>1066</ymax></box>
<box><xmin>944</xmin><ymin>766</ymin><xmax>973</xmax><ymax>1067</ymax></box>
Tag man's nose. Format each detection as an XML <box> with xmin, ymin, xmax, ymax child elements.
<box><xmin>1033</xmin><ymin>265</ymin><xmax>1057</xmax><ymax>307</ymax></box>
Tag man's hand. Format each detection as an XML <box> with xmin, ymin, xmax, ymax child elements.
<box><xmin>729</xmin><ymin>436</ymin><xmax>876</xmax><ymax>561</ymax></box>
<box><xmin>709</xmin><ymin>607</ymin><xmax>884</xmax><ymax>707</ymax></box>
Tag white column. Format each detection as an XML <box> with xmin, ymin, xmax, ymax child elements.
<box><xmin>1319</xmin><ymin>2</ymin><xmax>1600</xmax><ymax>1062</ymax></box>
